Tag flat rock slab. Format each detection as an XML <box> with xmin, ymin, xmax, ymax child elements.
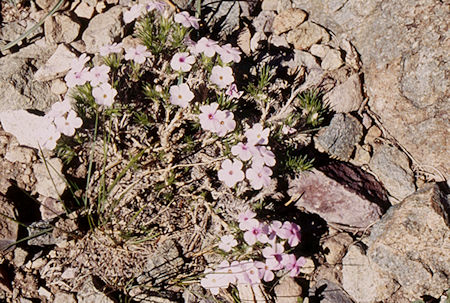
<box><xmin>34</xmin><ymin>44</ymin><xmax>77</xmax><ymax>82</ymax></box>
<box><xmin>289</xmin><ymin>162</ymin><xmax>388</xmax><ymax>229</ymax></box>
<box><xmin>325</xmin><ymin>74</ymin><xmax>363</xmax><ymax>113</ymax></box>
<box><xmin>367</xmin><ymin>184</ymin><xmax>450</xmax><ymax>300</ymax></box>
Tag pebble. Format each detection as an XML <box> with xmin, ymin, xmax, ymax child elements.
<box><xmin>75</xmin><ymin>2</ymin><xmax>95</xmax><ymax>19</ymax></box>
<box><xmin>287</xmin><ymin>21</ymin><xmax>330</xmax><ymax>50</ymax></box>
<box><xmin>272</xmin><ymin>8</ymin><xmax>307</xmax><ymax>35</ymax></box>
<box><xmin>321</xmin><ymin>48</ymin><xmax>343</xmax><ymax>70</ymax></box>
<box><xmin>325</xmin><ymin>74</ymin><xmax>363</xmax><ymax>113</ymax></box>
<box><xmin>51</xmin><ymin>79</ymin><xmax>68</xmax><ymax>95</ymax></box>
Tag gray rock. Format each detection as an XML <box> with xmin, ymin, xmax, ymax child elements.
<box><xmin>201</xmin><ymin>0</ymin><xmax>242</xmax><ymax>37</ymax></box>
<box><xmin>342</xmin><ymin>245</ymin><xmax>399</xmax><ymax>302</ymax></box>
<box><xmin>0</xmin><ymin>110</ymin><xmax>52</xmax><ymax>149</ymax></box>
<box><xmin>321</xmin><ymin>232</ymin><xmax>353</xmax><ymax>265</ymax></box>
<box><xmin>325</xmin><ymin>74</ymin><xmax>363</xmax><ymax>113</ymax></box>
<box><xmin>253</xmin><ymin>11</ymin><xmax>276</xmax><ymax>33</ymax></box>
<box><xmin>272</xmin><ymin>8</ymin><xmax>307</xmax><ymax>35</ymax></box>
<box><xmin>13</xmin><ymin>247</ymin><xmax>28</xmax><ymax>267</ymax></box>
<box><xmin>34</xmin><ymin>44</ymin><xmax>77</xmax><ymax>82</ymax></box>
<box><xmin>77</xmin><ymin>276</ymin><xmax>116</xmax><ymax>303</ymax></box>
<box><xmin>274</xmin><ymin>276</ymin><xmax>302</xmax><ymax>303</ymax></box>
<box><xmin>0</xmin><ymin>42</ymin><xmax>58</xmax><ymax>112</ymax></box>
<box><xmin>44</xmin><ymin>13</ymin><xmax>80</xmax><ymax>44</ymax></box>
<box><xmin>0</xmin><ymin>194</ymin><xmax>18</xmax><ymax>251</ymax></box>
<box><xmin>291</xmin><ymin>0</ymin><xmax>449</xmax><ymax>177</ymax></box>
<box><xmin>289</xmin><ymin>162</ymin><xmax>388</xmax><ymax>229</ymax></box>
<box><xmin>310</xmin><ymin>279</ymin><xmax>355</xmax><ymax>303</ymax></box>
<box><xmin>27</xmin><ymin>221</ymin><xmax>56</xmax><ymax>246</ymax></box>
<box><xmin>309</xmin><ymin>44</ymin><xmax>331</xmax><ymax>58</ymax></box>
<box><xmin>50</xmin><ymin>79</ymin><xmax>68</xmax><ymax>95</ymax></box>
<box><xmin>321</xmin><ymin>48</ymin><xmax>343</xmax><ymax>70</ymax></box>
<box><xmin>369</xmin><ymin>144</ymin><xmax>416</xmax><ymax>201</ymax></box>
<box><xmin>5</xmin><ymin>146</ymin><xmax>36</xmax><ymax>164</ymax></box>
<box><xmin>54</xmin><ymin>292</ymin><xmax>77</xmax><ymax>303</ymax></box>
<box><xmin>315</xmin><ymin>113</ymin><xmax>363</xmax><ymax>161</ymax></box>
<box><xmin>0</xmin><ymin>20</ymin><xmax>43</xmax><ymax>43</ymax></box>
<box><xmin>82</xmin><ymin>6</ymin><xmax>124</xmax><ymax>54</ymax></box>
<box><xmin>262</xmin><ymin>0</ymin><xmax>278</xmax><ymax>11</ymax></box>
<box><xmin>74</xmin><ymin>2</ymin><xmax>95</xmax><ymax>19</ymax></box>
<box><xmin>287</xmin><ymin>21</ymin><xmax>330</xmax><ymax>50</ymax></box>
<box><xmin>367</xmin><ymin>184</ymin><xmax>450</xmax><ymax>300</ymax></box>
<box><xmin>33</xmin><ymin>158</ymin><xmax>67</xmax><ymax>199</ymax></box>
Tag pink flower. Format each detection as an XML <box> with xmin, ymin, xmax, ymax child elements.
<box><xmin>245</xmin><ymin>123</ymin><xmax>270</xmax><ymax>145</ymax></box>
<box><xmin>198</xmin><ymin>102</ymin><xmax>221</xmax><ymax>132</ymax></box>
<box><xmin>282</xmin><ymin>255</ymin><xmax>306</xmax><ymax>277</ymax></box>
<box><xmin>246</xmin><ymin>165</ymin><xmax>272</xmax><ymax>190</ymax></box>
<box><xmin>88</xmin><ymin>64</ymin><xmax>110</xmax><ymax>86</ymax></box>
<box><xmin>124</xmin><ymin>45</ymin><xmax>151</xmax><ymax>64</ymax></box>
<box><xmin>268</xmin><ymin>220</ymin><xmax>283</xmax><ymax>240</ymax></box>
<box><xmin>64</xmin><ymin>68</ymin><xmax>90</xmax><ymax>88</ymax></box>
<box><xmin>169</xmin><ymin>83</ymin><xmax>194</xmax><ymax>108</ymax></box>
<box><xmin>174</xmin><ymin>11</ymin><xmax>199</xmax><ymax>29</ymax></box>
<box><xmin>92</xmin><ymin>83</ymin><xmax>117</xmax><ymax>107</ymax></box>
<box><xmin>38</xmin><ymin>123</ymin><xmax>61</xmax><ymax>150</ymax></box>
<box><xmin>278</xmin><ymin>221</ymin><xmax>301</xmax><ymax>247</ymax></box>
<box><xmin>200</xmin><ymin>268</ymin><xmax>227</xmax><ymax>295</ymax></box>
<box><xmin>218</xmin><ymin>159</ymin><xmax>244</xmax><ymax>187</ymax></box>
<box><xmin>238</xmin><ymin>210</ymin><xmax>259</xmax><ymax>231</ymax></box>
<box><xmin>239</xmin><ymin>260</ymin><xmax>261</xmax><ymax>285</ymax></box>
<box><xmin>217</xmin><ymin>43</ymin><xmax>241</xmax><ymax>63</ymax></box>
<box><xmin>254</xmin><ymin>146</ymin><xmax>276</xmax><ymax>167</ymax></box>
<box><xmin>210</xmin><ymin>65</ymin><xmax>234</xmax><ymax>89</ymax></box>
<box><xmin>255</xmin><ymin>260</ymin><xmax>275</xmax><ymax>282</ymax></box>
<box><xmin>215</xmin><ymin>260</ymin><xmax>237</xmax><ymax>285</ymax></box>
<box><xmin>218</xmin><ymin>235</ymin><xmax>238</xmax><ymax>252</ymax></box>
<box><xmin>170</xmin><ymin>52</ymin><xmax>195</xmax><ymax>72</ymax></box>
<box><xmin>99</xmin><ymin>42</ymin><xmax>123</xmax><ymax>56</ymax></box>
<box><xmin>54</xmin><ymin>110</ymin><xmax>82</xmax><ymax>137</ymax></box>
<box><xmin>215</xmin><ymin>110</ymin><xmax>236</xmax><ymax>137</ymax></box>
<box><xmin>70</xmin><ymin>53</ymin><xmax>90</xmax><ymax>72</ymax></box>
<box><xmin>144</xmin><ymin>0</ymin><xmax>166</xmax><ymax>12</ymax></box>
<box><xmin>123</xmin><ymin>4</ymin><xmax>144</xmax><ymax>24</ymax></box>
<box><xmin>231</xmin><ymin>142</ymin><xmax>256</xmax><ymax>162</ymax></box>
<box><xmin>194</xmin><ymin>37</ymin><xmax>219</xmax><ymax>57</ymax></box>
<box><xmin>244</xmin><ymin>222</ymin><xmax>269</xmax><ymax>245</ymax></box>
<box><xmin>225</xmin><ymin>83</ymin><xmax>243</xmax><ymax>99</ymax></box>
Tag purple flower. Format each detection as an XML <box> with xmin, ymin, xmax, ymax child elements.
<box><xmin>174</xmin><ymin>11</ymin><xmax>199</xmax><ymax>29</ymax></box>
<box><xmin>279</xmin><ymin>221</ymin><xmax>301</xmax><ymax>247</ymax></box>
<box><xmin>124</xmin><ymin>45</ymin><xmax>151</xmax><ymax>64</ymax></box>
<box><xmin>245</xmin><ymin>164</ymin><xmax>272</xmax><ymax>190</ymax></box>
<box><xmin>231</xmin><ymin>142</ymin><xmax>257</xmax><ymax>162</ymax></box>
<box><xmin>244</xmin><ymin>222</ymin><xmax>269</xmax><ymax>245</ymax></box>
<box><xmin>218</xmin><ymin>159</ymin><xmax>245</xmax><ymax>188</ymax></box>
<box><xmin>217</xmin><ymin>43</ymin><xmax>241</xmax><ymax>63</ymax></box>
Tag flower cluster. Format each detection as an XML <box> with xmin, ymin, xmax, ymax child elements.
<box><xmin>217</xmin><ymin>123</ymin><xmax>275</xmax><ymax>189</ymax></box>
<box><xmin>201</xmin><ymin>210</ymin><xmax>305</xmax><ymax>295</ymax></box>
<box><xmin>38</xmin><ymin>99</ymin><xmax>82</xmax><ymax>150</ymax></box>
<box><xmin>123</xmin><ymin>0</ymin><xmax>167</xmax><ymax>24</ymax></box>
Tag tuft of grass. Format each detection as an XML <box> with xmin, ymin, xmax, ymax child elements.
<box><xmin>297</xmin><ymin>89</ymin><xmax>328</xmax><ymax>127</ymax></box>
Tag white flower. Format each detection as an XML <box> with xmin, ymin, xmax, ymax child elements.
<box><xmin>70</xmin><ymin>53</ymin><xmax>90</xmax><ymax>72</ymax></box>
<box><xmin>194</xmin><ymin>37</ymin><xmax>219</xmax><ymax>57</ymax></box>
<box><xmin>123</xmin><ymin>4</ymin><xmax>144</xmax><ymax>24</ymax></box>
<box><xmin>144</xmin><ymin>0</ymin><xmax>167</xmax><ymax>12</ymax></box>
<box><xmin>170</xmin><ymin>52</ymin><xmax>195</xmax><ymax>72</ymax></box>
<box><xmin>225</xmin><ymin>83</ymin><xmax>243</xmax><ymax>99</ymax></box>
<box><xmin>218</xmin><ymin>159</ymin><xmax>244</xmax><ymax>187</ymax></box>
<box><xmin>245</xmin><ymin>123</ymin><xmax>270</xmax><ymax>145</ymax></box>
<box><xmin>210</xmin><ymin>65</ymin><xmax>234</xmax><ymax>89</ymax></box>
<box><xmin>124</xmin><ymin>45</ymin><xmax>151</xmax><ymax>64</ymax></box>
<box><xmin>54</xmin><ymin>110</ymin><xmax>82</xmax><ymax>137</ymax></box>
<box><xmin>64</xmin><ymin>67</ymin><xmax>90</xmax><ymax>88</ymax></box>
<box><xmin>92</xmin><ymin>83</ymin><xmax>117</xmax><ymax>107</ymax></box>
<box><xmin>215</xmin><ymin>110</ymin><xmax>236</xmax><ymax>137</ymax></box>
<box><xmin>99</xmin><ymin>42</ymin><xmax>123</xmax><ymax>56</ymax></box>
<box><xmin>218</xmin><ymin>235</ymin><xmax>238</xmax><ymax>252</ymax></box>
<box><xmin>38</xmin><ymin>123</ymin><xmax>61</xmax><ymax>150</ymax></box>
<box><xmin>246</xmin><ymin>164</ymin><xmax>272</xmax><ymax>190</ymax></box>
<box><xmin>169</xmin><ymin>83</ymin><xmax>194</xmax><ymax>108</ymax></box>
<box><xmin>88</xmin><ymin>65</ymin><xmax>110</xmax><ymax>86</ymax></box>
<box><xmin>45</xmin><ymin>99</ymin><xmax>71</xmax><ymax>120</ymax></box>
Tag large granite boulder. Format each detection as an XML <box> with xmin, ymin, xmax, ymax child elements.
<box><xmin>292</xmin><ymin>0</ymin><xmax>449</xmax><ymax>178</ymax></box>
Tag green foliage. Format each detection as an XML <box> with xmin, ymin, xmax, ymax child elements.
<box><xmin>245</xmin><ymin>65</ymin><xmax>274</xmax><ymax>99</ymax></box>
<box><xmin>297</xmin><ymin>89</ymin><xmax>328</xmax><ymax>127</ymax></box>
<box><xmin>281</xmin><ymin>151</ymin><xmax>314</xmax><ymax>174</ymax></box>
<box><xmin>102</xmin><ymin>53</ymin><xmax>122</xmax><ymax>71</ymax></box>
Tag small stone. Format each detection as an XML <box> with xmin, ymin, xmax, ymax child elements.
<box><xmin>287</xmin><ymin>21</ymin><xmax>330</xmax><ymax>50</ymax></box>
<box><xmin>237</xmin><ymin>27</ymin><xmax>251</xmax><ymax>56</ymax></box>
<box><xmin>314</xmin><ymin>113</ymin><xmax>363</xmax><ymax>161</ymax></box>
<box><xmin>34</xmin><ymin>44</ymin><xmax>77</xmax><ymax>82</ymax></box>
<box><xmin>362</xmin><ymin>113</ymin><xmax>372</xmax><ymax>129</ymax></box>
<box><xmin>54</xmin><ymin>292</ymin><xmax>77</xmax><ymax>303</ymax></box>
<box><xmin>77</xmin><ymin>276</ymin><xmax>116</xmax><ymax>303</ymax></box>
<box><xmin>364</xmin><ymin>125</ymin><xmax>382</xmax><ymax>145</ymax></box>
<box><xmin>13</xmin><ymin>247</ymin><xmax>28</xmax><ymax>267</ymax></box>
<box><xmin>39</xmin><ymin>197</ymin><xmax>65</xmax><ymax>220</ymax></box>
<box><xmin>321</xmin><ymin>49</ymin><xmax>343</xmax><ymax>70</ymax></box>
<box><xmin>269</xmin><ymin>34</ymin><xmax>289</xmax><ymax>48</ymax></box>
<box><xmin>309</xmin><ymin>44</ymin><xmax>331</xmax><ymax>58</ymax></box>
<box><xmin>276</xmin><ymin>0</ymin><xmax>293</xmax><ymax>13</ymax></box>
<box><xmin>293</xmin><ymin>49</ymin><xmax>321</xmax><ymax>70</ymax></box>
<box><xmin>36</xmin><ymin>0</ymin><xmax>60</xmax><ymax>10</ymax></box>
<box><xmin>322</xmin><ymin>232</ymin><xmax>353</xmax><ymax>265</ymax></box>
<box><xmin>274</xmin><ymin>276</ymin><xmax>302</xmax><ymax>303</ymax></box>
<box><xmin>82</xmin><ymin>6</ymin><xmax>123</xmax><ymax>54</ymax></box>
<box><xmin>261</xmin><ymin>0</ymin><xmax>277</xmax><ymax>11</ymax></box>
<box><xmin>237</xmin><ymin>283</ymin><xmax>268</xmax><ymax>303</ymax></box>
<box><xmin>299</xmin><ymin>257</ymin><xmax>315</xmax><ymax>275</ymax></box>
<box><xmin>33</xmin><ymin>158</ymin><xmax>67</xmax><ymax>199</ymax></box>
<box><xmin>250</xmin><ymin>32</ymin><xmax>267</xmax><ymax>53</ymax></box>
<box><xmin>75</xmin><ymin>2</ymin><xmax>95</xmax><ymax>19</ymax></box>
<box><xmin>5</xmin><ymin>146</ymin><xmax>36</xmax><ymax>164</ymax></box>
<box><xmin>325</xmin><ymin>74</ymin><xmax>363</xmax><ymax>113</ymax></box>
<box><xmin>38</xmin><ymin>286</ymin><xmax>52</xmax><ymax>301</ymax></box>
<box><xmin>44</xmin><ymin>14</ymin><xmax>80</xmax><ymax>44</ymax></box>
<box><xmin>289</xmin><ymin>162</ymin><xmax>389</xmax><ymax>229</ymax></box>
<box><xmin>96</xmin><ymin>1</ymin><xmax>106</xmax><ymax>13</ymax></box>
<box><xmin>310</xmin><ymin>279</ymin><xmax>354</xmax><ymax>303</ymax></box>
<box><xmin>369</xmin><ymin>144</ymin><xmax>416</xmax><ymax>201</ymax></box>
<box><xmin>31</xmin><ymin>258</ymin><xmax>46</xmax><ymax>270</ymax></box>
<box><xmin>51</xmin><ymin>79</ymin><xmax>68</xmax><ymax>95</ymax></box>
<box><xmin>0</xmin><ymin>194</ymin><xmax>19</xmax><ymax>251</ymax></box>
<box><xmin>350</xmin><ymin>144</ymin><xmax>371</xmax><ymax>166</ymax></box>
<box><xmin>253</xmin><ymin>11</ymin><xmax>276</xmax><ymax>33</ymax></box>
<box><xmin>273</xmin><ymin>8</ymin><xmax>307</xmax><ymax>35</ymax></box>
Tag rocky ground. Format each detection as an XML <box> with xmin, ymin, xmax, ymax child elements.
<box><xmin>0</xmin><ymin>0</ymin><xmax>449</xmax><ymax>302</ymax></box>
